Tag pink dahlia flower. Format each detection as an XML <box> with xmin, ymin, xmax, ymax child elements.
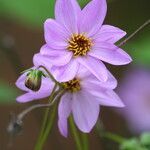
<box><xmin>40</xmin><ymin>0</ymin><xmax>132</xmax><ymax>82</ymax></box>
<box><xmin>57</xmin><ymin>66</ymin><xmax>124</xmax><ymax>137</ymax></box>
<box><xmin>118</xmin><ymin>68</ymin><xmax>150</xmax><ymax>133</ymax></box>
<box><xmin>16</xmin><ymin>63</ymin><xmax>124</xmax><ymax>137</ymax></box>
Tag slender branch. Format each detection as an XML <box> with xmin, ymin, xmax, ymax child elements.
<box><xmin>34</xmin><ymin>85</ymin><xmax>63</xmax><ymax>148</ymax></box>
<box><xmin>69</xmin><ymin>116</ymin><xmax>82</xmax><ymax>150</ymax></box>
<box><xmin>38</xmin><ymin>65</ymin><xmax>60</xmax><ymax>85</ymax></box>
<box><xmin>17</xmin><ymin>89</ymin><xmax>65</xmax><ymax>121</ymax></box>
<box><xmin>34</xmin><ymin>103</ymin><xmax>57</xmax><ymax>150</ymax></box>
<box><xmin>101</xmin><ymin>132</ymin><xmax>125</xmax><ymax>144</ymax></box>
<box><xmin>96</xmin><ymin>120</ymin><xmax>125</xmax><ymax>144</ymax></box>
<box><xmin>34</xmin><ymin>91</ymin><xmax>65</xmax><ymax>150</ymax></box>
<box><xmin>81</xmin><ymin>133</ymin><xmax>89</xmax><ymax>150</ymax></box>
<box><xmin>118</xmin><ymin>19</ymin><xmax>150</xmax><ymax>47</ymax></box>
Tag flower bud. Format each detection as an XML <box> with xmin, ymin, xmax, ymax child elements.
<box><xmin>25</xmin><ymin>69</ymin><xmax>45</xmax><ymax>91</ymax></box>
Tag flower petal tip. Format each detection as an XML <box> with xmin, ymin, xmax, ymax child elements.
<box><xmin>16</xmin><ymin>96</ymin><xmax>25</xmax><ymax>103</ymax></box>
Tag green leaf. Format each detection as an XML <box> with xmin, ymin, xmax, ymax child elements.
<box><xmin>0</xmin><ymin>81</ymin><xmax>17</xmax><ymax>104</ymax></box>
<box><xmin>120</xmin><ymin>138</ymin><xmax>146</xmax><ymax>150</ymax></box>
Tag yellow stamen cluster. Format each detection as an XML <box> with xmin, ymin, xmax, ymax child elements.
<box><xmin>67</xmin><ymin>34</ymin><xmax>92</xmax><ymax>57</ymax></box>
<box><xmin>61</xmin><ymin>78</ymin><xmax>81</xmax><ymax>93</ymax></box>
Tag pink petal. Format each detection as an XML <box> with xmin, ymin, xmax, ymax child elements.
<box><xmin>79</xmin><ymin>0</ymin><xmax>107</xmax><ymax>36</ymax></box>
<box><xmin>72</xmin><ymin>91</ymin><xmax>100</xmax><ymax>132</ymax></box>
<box><xmin>89</xmin><ymin>42</ymin><xmax>132</xmax><ymax>65</ymax></box>
<box><xmin>16</xmin><ymin>78</ymin><xmax>54</xmax><ymax>103</ymax></box>
<box><xmin>93</xmin><ymin>25</ymin><xmax>126</xmax><ymax>43</ymax></box>
<box><xmin>40</xmin><ymin>44</ymin><xmax>64</xmax><ymax>55</ymax></box>
<box><xmin>76</xmin><ymin>65</ymin><xmax>91</xmax><ymax>79</ymax></box>
<box><xmin>16</xmin><ymin>72</ymin><xmax>30</xmax><ymax>92</ymax></box>
<box><xmin>81</xmin><ymin>71</ymin><xmax>117</xmax><ymax>90</ymax></box>
<box><xmin>58</xmin><ymin>93</ymin><xmax>72</xmax><ymax>137</ymax></box>
<box><xmin>51</xmin><ymin>60</ymin><xmax>79</xmax><ymax>82</ymax></box>
<box><xmin>96</xmin><ymin>90</ymin><xmax>125</xmax><ymax>107</ymax></box>
<box><xmin>33</xmin><ymin>53</ymin><xmax>53</xmax><ymax>72</ymax></box>
<box><xmin>55</xmin><ymin>0</ymin><xmax>80</xmax><ymax>33</ymax></box>
<box><xmin>44</xmin><ymin>19</ymin><xmax>69</xmax><ymax>49</ymax></box>
<box><xmin>40</xmin><ymin>45</ymin><xmax>73</xmax><ymax>66</ymax></box>
<box><xmin>81</xmin><ymin>83</ymin><xmax>112</xmax><ymax>100</ymax></box>
<box><xmin>77</xmin><ymin>56</ymin><xmax>108</xmax><ymax>81</ymax></box>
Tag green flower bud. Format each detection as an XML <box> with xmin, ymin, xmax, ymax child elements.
<box><xmin>25</xmin><ymin>69</ymin><xmax>46</xmax><ymax>91</ymax></box>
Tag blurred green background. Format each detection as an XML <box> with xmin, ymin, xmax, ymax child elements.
<box><xmin>0</xmin><ymin>0</ymin><xmax>149</xmax><ymax>149</ymax></box>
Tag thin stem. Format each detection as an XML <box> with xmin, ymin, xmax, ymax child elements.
<box><xmin>69</xmin><ymin>116</ymin><xmax>82</xmax><ymax>150</ymax></box>
<box><xmin>81</xmin><ymin>133</ymin><xmax>89</xmax><ymax>150</ymax></box>
<box><xmin>35</xmin><ymin>103</ymin><xmax>57</xmax><ymax>150</ymax></box>
<box><xmin>102</xmin><ymin>132</ymin><xmax>125</xmax><ymax>144</ymax></box>
<box><xmin>34</xmin><ymin>89</ymin><xmax>65</xmax><ymax>150</ymax></box>
<box><xmin>118</xmin><ymin>19</ymin><xmax>150</xmax><ymax>47</ymax></box>
<box><xmin>39</xmin><ymin>65</ymin><xmax>60</xmax><ymax>85</ymax></box>
<box><xmin>96</xmin><ymin>120</ymin><xmax>125</xmax><ymax>144</ymax></box>
<box><xmin>17</xmin><ymin>102</ymin><xmax>55</xmax><ymax>122</ymax></box>
<box><xmin>34</xmin><ymin>84</ymin><xmax>57</xmax><ymax>147</ymax></box>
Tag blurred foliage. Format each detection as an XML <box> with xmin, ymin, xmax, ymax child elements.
<box><xmin>0</xmin><ymin>0</ymin><xmax>55</xmax><ymax>27</ymax></box>
<box><xmin>0</xmin><ymin>0</ymin><xmax>90</xmax><ymax>27</ymax></box>
<box><xmin>0</xmin><ymin>80</ymin><xmax>17</xmax><ymax>103</ymax></box>
<box><xmin>0</xmin><ymin>0</ymin><xmax>115</xmax><ymax>27</ymax></box>
<box><xmin>120</xmin><ymin>132</ymin><xmax>150</xmax><ymax>150</ymax></box>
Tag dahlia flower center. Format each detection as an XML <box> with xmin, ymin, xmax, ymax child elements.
<box><xmin>67</xmin><ymin>34</ymin><xmax>92</xmax><ymax>57</ymax></box>
<box><xmin>61</xmin><ymin>78</ymin><xmax>81</xmax><ymax>92</ymax></box>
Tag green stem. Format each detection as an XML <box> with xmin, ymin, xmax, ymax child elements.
<box><xmin>81</xmin><ymin>133</ymin><xmax>89</xmax><ymax>150</ymax></box>
<box><xmin>34</xmin><ymin>108</ymin><xmax>50</xmax><ymax>149</ymax></box>
<box><xmin>39</xmin><ymin>65</ymin><xmax>60</xmax><ymax>86</ymax></box>
<box><xmin>34</xmin><ymin>103</ymin><xmax>57</xmax><ymax>150</ymax></box>
<box><xmin>69</xmin><ymin>116</ymin><xmax>82</xmax><ymax>150</ymax></box>
<box><xmin>34</xmin><ymin>84</ymin><xmax>57</xmax><ymax>150</ymax></box>
<box><xmin>96</xmin><ymin>120</ymin><xmax>125</xmax><ymax>144</ymax></box>
<box><xmin>102</xmin><ymin>132</ymin><xmax>125</xmax><ymax>144</ymax></box>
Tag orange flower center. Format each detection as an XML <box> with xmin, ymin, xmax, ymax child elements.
<box><xmin>61</xmin><ymin>78</ymin><xmax>81</xmax><ymax>92</ymax></box>
<box><xmin>67</xmin><ymin>34</ymin><xmax>92</xmax><ymax>57</ymax></box>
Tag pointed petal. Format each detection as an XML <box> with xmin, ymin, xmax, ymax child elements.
<box><xmin>16</xmin><ymin>78</ymin><xmax>53</xmax><ymax>103</ymax></box>
<box><xmin>96</xmin><ymin>90</ymin><xmax>125</xmax><ymax>107</ymax></box>
<box><xmin>77</xmin><ymin>56</ymin><xmax>108</xmax><ymax>81</ymax></box>
<box><xmin>44</xmin><ymin>19</ymin><xmax>69</xmax><ymax>49</ymax></box>
<box><xmin>89</xmin><ymin>42</ymin><xmax>132</xmax><ymax>65</ymax></box>
<box><xmin>81</xmin><ymin>70</ymin><xmax>117</xmax><ymax>90</ymax></box>
<box><xmin>79</xmin><ymin>0</ymin><xmax>107</xmax><ymax>36</ymax></box>
<box><xmin>72</xmin><ymin>91</ymin><xmax>100</xmax><ymax>132</ymax></box>
<box><xmin>51</xmin><ymin>60</ymin><xmax>79</xmax><ymax>82</ymax></box>
<box><xmin>82</xmin><ymin>83</ymin><xmax>112</xmax><ymax>100</ymax></box>
<box><xmin>94</xmin><ymin>25</ymin><xmax>126</xmax><ymax>43</ymax></box>
<box><xmin>55</xmin><ymin>0</ymin><xmax>80</xmax><ymax>33</ymax></box>
<box><xmin>58</xmin><ymin>93</ymin><xmax>72</xmax><ymax>137</ymax></box>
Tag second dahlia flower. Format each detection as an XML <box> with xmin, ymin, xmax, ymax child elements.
<box><xmin>16</xmin><ymin>56</ymin><xmax>124</xmax><ymax>137</ymax></box>
<box><xmin>57</xmin><ymin>65</ymin><xmax>124</xmax><ymax>137</ymax></box>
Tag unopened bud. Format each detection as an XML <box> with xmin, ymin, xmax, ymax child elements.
<box><xmin>25</xmin><ymin>69</ymin><xmax>46</xmax><ymax>91</ymax></box>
